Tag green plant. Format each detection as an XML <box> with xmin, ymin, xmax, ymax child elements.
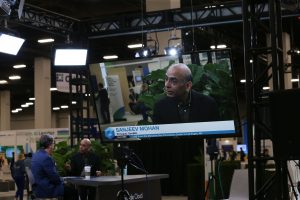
<box><xmin>138</xmin><ymin>61</ymin><xmax>236</xmax><ymax>123</ymax></box>
<box><xmin>52</xmin><ymin>140</ymin><xmax>115</xmax><ymax>176</ymax></box>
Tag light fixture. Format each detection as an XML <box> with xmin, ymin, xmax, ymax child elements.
<box><xmin>210</xmin><ymin>45</ymin><xmax>216</xmax><ymax>49</ymax></box>
<box><xmin>164</xmin><ymin>46</ymin><xmax>181</xmax><ymax>56</ymax></box>
<box><xmin>9</xmin><ymin>75</ymin><xmax>21</xmax><ymax>80</ymax></box>
<box><xmin>103</xmin><ymin>55</ymin><xmax>118</xmax><ymax>60</ymax></box>
<box><xmin>0</xmin><ymin>33</ymin><xmax>25</xmax><ymax>55</ymax></box>
<box><xmin>13</xmin><ymin>64</ymin><xmax>26</xmax><ymax>68</ymax></box>
<box><xmin>128</xmin><ymin>43</ymin><xmax>143</xmax><ymax>49</ymax></box>
<box><xmin>135</xmin><ymin>47</ymin><xmax>156</xmax><ymax>58</ymax></box>
<box><xmin>240</xmin><ymin>79</ymin><xmax>246</xmax><ymax>83</ymax></box>
<box><xmin>53</xmin><ymin>107</ymin><xmax>60</xmax><ymax>111</ymax></box>
<box><xmin>54</xmin><ymin>48</ymin><xmax>87</xmax><ymax>66</ymax></box>
<box><xmin>164</xmin><ymin>28</ymin><xmax>182</xmax><ymax>56</ymax></box>
<box><xmin>291</xmin><ymin>78</ymin><xmax>299</xmax><ymax>82</ymax></box>
<box><xmin>0</xmin><ymin>80</ymin><xmax>8</xmax><ymax>84</ymax></box>
<box><xmin>29</xmin><ymin>97</ymin><xmax>35</xmax><ymax>101</ymax></box>
<box><xmin>71</xmin><ymin>101</ymin><xmax>77</xmax><ymax>104</ymax></box>
<box><xmin>50</xmin><ymin>87</ymin><xmax>57</xmax><ymax>91</ymax></box>
<box><xmin>217</xmin><ymin>44</ymin><xmax>227</xmax><ymax>49</ymax></box>
<box><xmin>11</xmin><ymin>110</ymin><xmax>18</xmax><ymax>113</ymax></box>
<box><xmin>38</xmin><ymin>38</ymin><xmax>55</xmax><ymax>43</ymax></box>
<box><xmin>262</xmin><ymin>86</ymin><xmax>270</xmax><ymax>90</ymax></box>
<box><xmin>21</xmin><ymin>104</ymin><xmax>29</xmax><ymax>108</ymax></box>
<box><xmin>61</xmin><ymin>105</ymin><xmax>68</xmax><ymax>109</ymax></box>
<box><xmin>53</xmin><ymin>36</ymin><xmax>88</xmax><ymax>66</ymax></box>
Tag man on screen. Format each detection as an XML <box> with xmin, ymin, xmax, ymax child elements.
<box><xmin>153</xmin><ymin>63</ymin><xmax>219</xmax><ymax>124</ymax></box>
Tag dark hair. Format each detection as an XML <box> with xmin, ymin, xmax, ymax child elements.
<box><xmin>39</xmin><ymin>134</ymin><xmax>54</xmax><ymax>149</ymax></box>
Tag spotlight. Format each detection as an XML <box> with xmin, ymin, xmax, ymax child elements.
<box><xmin>0</xmin><ymin>33</ymin><xmax>25</xmax><ymax>55</ymax></box>
<box><xmin>164</xmin><ymin>46</ymin><xmax>181</xmax><ymax>56</ymax></box>
<box><xmin>135</xmin><ymin>47</ymin><xmax>156</xmax><ymax>58</ymax></box>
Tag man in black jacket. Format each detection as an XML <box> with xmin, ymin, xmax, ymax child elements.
<box><xmin>153</xmin><ymin>63</ymin><xmax>219</xmax><ymax>124</ymax></box>
<box><xmin>65</xmin><ymin>138</ymin><xmax>101</xmax><ymax>200</ymax></box>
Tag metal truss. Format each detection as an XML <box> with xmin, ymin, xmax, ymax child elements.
<box><xmin>6</xmin><ymin>1</ymin><xmax>300</xmax><ymax>38</ymax></box>
<box><xmin>242</xmin><ymin>0</ymin><xmax>295</xmax><ymax>199</ymax></box>
<box><xmin>9</xmin><ymin>3</ymin><xmax>79</xmax><ymax>36</ymax></box>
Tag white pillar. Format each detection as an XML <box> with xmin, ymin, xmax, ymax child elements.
<box><xmin>34</xmin><ymin>57</ymin><xmax>52</xmax><ymax>128</ymax></box>
<box><xmin>0</xmin><ymin>90</ymin><xmax>11</xmax><ymax>130</ymax></box>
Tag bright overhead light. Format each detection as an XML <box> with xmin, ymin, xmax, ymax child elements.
<box><xmin>217</xmin><ymin>44</ymin><xmax>227</xmax><ymax>49</ymax></box>
<box><xmin>38</xmin><ymin>38</ymin><xmax>55</xmax><ymax>43</ymax></box>
<box><xmin>61</xmin><ymin>105</ymin><xmax>69</xmax><ymax>109</ymax></box>
<box><xmin>26</xmin><ymin>102</ymin><xmax>34</xmax><ymax>105</ymax></box>
<box><xmin>29</xmin><ymin>97</ymin><xmax>35</xmax><ymax>101</ymax></box>
<box><xmin>9</xmin><ymin>75</ymin><xmax>21</xmax><ymax>80</ymax></box>
<box><xmin>210</xmin><ymin>45</ymin><xmax>216</xmax><ymax>49</ymax></box>
<box><xmin>53</xmin><ymin>107</ymin><xmax>60</xmax><ymax>111</ymax></box>
<box><xmin>11</xmin><ymin>110</ymin><xmax>18</xmax><ymax>113</ymax></box>
<box><xmin>0</xmin><ymin>33</ymin><xmax>25</xmax><ymax>55</ymax></box>
<box><xmin>128</xmin><ymin>43</ymin><xmax>143</xmax><ymax>49</ymax></box>
<box><xmin>240</xmin><ymin>79</ymin><xmax>246</xmax><ymax>83</ymax></box>
<box><xmin>262</xmin><ymin>86</ymin><xmax>270</xmax><ymax>90</ymax></box>
<box><xmin>54</xmin><ymin>48</ymin><xmax>88</xmax><ymax>66</ymax></box>
<box><xmin>291</xmin><ymin>78</ymin><xmax>299</xmax><ymax>82</ymax></box>
<box><xmin>0</xmin><ymin>80</ymin><xmax>8</xmax><ymax>84</ymax></box>
<box><xmin>13</xmin><ymin>64</ymin><xmax>26</xmax><ymax>69</ymax></box>
<box><xmin>103</xmin><ymin>55</ymin><xmax>118</xmax><ymax>60</ymax></box>
<box><xmin>21</xmin><ymin>104</ymin><xmax>29</xmax><ymax>108</ymax></box>
<box><xmin>50</xmin><ymin>87</ymin><xmax>57</xmax><ymax>91</ymax></box>
<box><xmin>16</xmin><ymin>108</ymin><xmax>22</xmax><ymax>111</ymax></box>
<box><xmin>71</xmin><ymin>101</ymin><xmax>77</xmax><ymax>104</ymax></box>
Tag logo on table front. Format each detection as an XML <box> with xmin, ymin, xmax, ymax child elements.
<box><xmin>129</xmin><ymin>192</ymin><xmax>143</xmax><ymax>200</ymax></box>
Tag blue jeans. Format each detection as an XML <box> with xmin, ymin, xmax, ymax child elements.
<box><xmin>15</xmin><ymin>175</ymin><xmax>25</xmax><ymax>200</ymax></box>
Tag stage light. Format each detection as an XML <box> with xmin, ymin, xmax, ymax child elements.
<box><xmin>0</xmin><ymin>33</ymin><xmax>25</xmax><ymax>55</ymax></box>
<box><xmin>134</xmin><ymin>47</ymin><xmax>156</xmax><ymax>58</ymax></box>
<box><xmin>164</xmin><ymin>46</ymin><xmax>181</xmax><ymax>56</ymax></box>
<box><xmin>54</xmin><ymin>48</ymin><xmax>88</xmax><ymax>66</ymax></box>
<box><xmin>164</xmin><ymin>29</ymin><xmax>182</xmax><ymax>56</ymax></box>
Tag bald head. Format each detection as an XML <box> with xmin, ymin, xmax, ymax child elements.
<box><xmin>165</xmin><ymin>63</ymin><xmax>193</xmax><ymax>101</ymax></box>
<box><xmin>79</xmin><ymin>138</ymin><xmax>92</xmax><ymax>154</ymax></box>
<box><xmin>167</xmin><ymin>63</ymin><xmax>192</xmax><ymax>82</ymax></box>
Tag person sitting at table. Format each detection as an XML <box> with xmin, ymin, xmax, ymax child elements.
<box><xmin>31</xmin><ymin>134</ymin><xmax>76</xmax><ymax>199</ymax></box>
<box><xmin>65</xmin><ymin>138</ymin><xmax>101</xmax><ymax>200</ymax></box>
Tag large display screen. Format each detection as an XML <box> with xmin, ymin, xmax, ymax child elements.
<box><xmin>89</xmin><ymin>49</ymin><xmax>240</xmax><ymax>142</ymax></box>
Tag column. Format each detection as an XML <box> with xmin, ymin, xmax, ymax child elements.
<box><xmin>0</xmin><ymin>90</ymin><xmax>11</xmax><ymax>130</ymax></box>
<box><xmin>146</xmin><ymin>0</ymin><xmax>181</xmax><ymax>55</ymax></box>
<box><xmin>34</xmin><ymin>57</ymin><xmax>51</xmax><ymax>128</ymax></box>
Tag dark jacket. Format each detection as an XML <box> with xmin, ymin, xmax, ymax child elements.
<box><xmin>153</xmin><ymin>90</ymin><xmax>219</xmax><ymax>124</ymax></box>
<box><xmin>69</xmin><ymin>151</ymin><xmax>101</xmax><ymax>177</ymax></box>
<box><xmin>13</xmin><ymin>159</ymin><xmax>25</xmax><ymax>177</ymax></box>
<box><xmin>31</xmin><ymin>149</ymin><xmax>63</xmax><ymax>198</ymax></box>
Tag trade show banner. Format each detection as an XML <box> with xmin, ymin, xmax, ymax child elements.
<box><xmin>56</xmin><ymin>72</ymin><xmax>86</xmax><ymax>93</ymax></box>
<box><xmin>106</xmin><ymin>75</ymin><xmax>126</xmax><ymax>121</ymax></box>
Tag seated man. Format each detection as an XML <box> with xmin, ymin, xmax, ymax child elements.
<box><xmin>65</xmin><ymin>138</ymin><xmax>101</xmax><ymax>200</ymax></box>
<box><xmin>31</xmin><ymin>134</ymin><xmax>76</xmax><ymax>199</ymax></box>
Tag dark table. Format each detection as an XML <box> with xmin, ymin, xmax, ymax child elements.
<box><xmin>64</xmin><ymin>174</ymin><xmax>169</xmax><ymax>200</ymax></box>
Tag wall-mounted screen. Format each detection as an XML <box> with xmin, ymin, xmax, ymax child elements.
<box><xmin>89</xmin><ymin>49</ymin><xmax>240</xmax><ymax>142</ymax></box>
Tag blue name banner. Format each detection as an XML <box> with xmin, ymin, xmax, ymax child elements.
<box><xmin>104</xmin><ymin>120</ymin><xmax>235</xmax><ymax>140</ymax></box>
